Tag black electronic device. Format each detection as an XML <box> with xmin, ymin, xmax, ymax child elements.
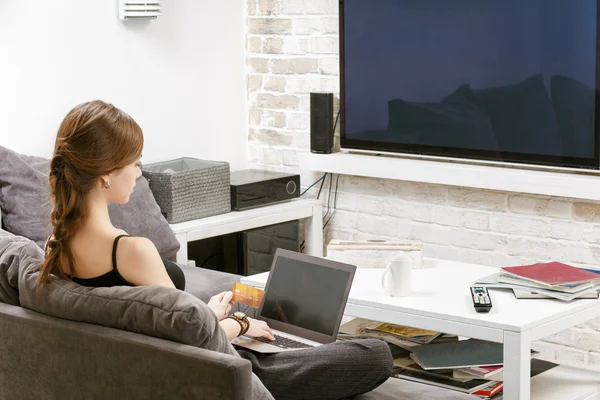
<box><xmin>471</xmin><ymin>286</ymin><xmax>492</xmax><ymax>313</ymax></box>
<box><xmin>310</xmin><ymin>92</ymin><xmax>334</xmax><ymax>154</ymax></box>
<box><xmin>230</xmin><ymin>169</ymin><xmax>300</xmax><ymax>211</ymax></box>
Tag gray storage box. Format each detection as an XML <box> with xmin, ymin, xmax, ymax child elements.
<box><xmin>142</xmin><ymin>157</ymin><xmax>231</xmax><ymax>224</ymax></box>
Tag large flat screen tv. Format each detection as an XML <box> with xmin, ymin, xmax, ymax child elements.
<box><xmin>340</xmin><ymin>0</ymin><xmax>600</xmax><ymax>170</ymax></box>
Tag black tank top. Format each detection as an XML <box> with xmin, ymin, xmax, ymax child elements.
<box><xmin>72</xmin><ymin>235</ymin><xmax>186</xmax><ymax>290</ymax></box>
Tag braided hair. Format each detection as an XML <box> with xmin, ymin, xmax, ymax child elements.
<box><xmin>38</xmin><ymin>100</ymin><xmax>143</xmax><ymax>288</ymax></box>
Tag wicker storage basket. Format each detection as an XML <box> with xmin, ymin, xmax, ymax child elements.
<box><xmin>142</xmin><ymin>157</ymin><xmax>231</xmax><ymax>223</ymax></box>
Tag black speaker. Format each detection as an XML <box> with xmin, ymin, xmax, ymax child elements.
<box><xmin>310</xmin><ymin>92</ymin><xmax>334</xmax><ymax>154</ymax></box>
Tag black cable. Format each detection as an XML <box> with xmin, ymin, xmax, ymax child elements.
<box><xmin>301</xmin><ymin>173</ymin><xmax>326</xmax><ymax>196</ymax></box>
<box><xmin>316</xmin><ymin>172</ymin><xmax>328</xmax><ymax>199</ymax></box>
<box><xmin>323</xmin><ymin>173</ymin><xmax>334</xmax><ymax>224</ymax></box>
<box><xmin>324</xmin><ymin>174</ymin><xmax>341</xmax><ymax>228</ymax></box>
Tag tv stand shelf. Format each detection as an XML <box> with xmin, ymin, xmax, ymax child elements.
<box><xmin>298</xmin><ymin>151</ymin><xmax>600</xmax><ymax>201</ymax></box>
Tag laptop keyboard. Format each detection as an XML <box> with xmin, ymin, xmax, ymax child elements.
<box><xmin>255</xmin><ymin>335</ymin><xmax>313</xmax><ymax>350</ymax></box>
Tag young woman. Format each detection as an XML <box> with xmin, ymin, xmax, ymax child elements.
<box><xmin>38</xmin><ymin>100</ymin><xmax>393</xmax><ymax>400</ymax></box>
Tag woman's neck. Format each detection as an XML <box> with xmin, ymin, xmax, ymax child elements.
<box><xmin>81</xmin><ymin>193</ymin><xmax>116</xmax><ymax>233</ymax></box>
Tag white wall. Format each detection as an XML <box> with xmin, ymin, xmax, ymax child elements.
<box><xmin>0</xmin><ymin>0</ymin><xmax>247</xmax><ymax>170</ymax></box>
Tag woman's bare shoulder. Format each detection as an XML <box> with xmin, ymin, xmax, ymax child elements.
<box><xmin>117</xmin><ymin>236</ymin><xmax>161</xmax><ymax>266</ymax></box>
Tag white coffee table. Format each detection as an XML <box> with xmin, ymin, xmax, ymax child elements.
<box><xmin>241</xmin><ymin>258</ymin><xmax>600</xmax><ymax>400</ymax></box>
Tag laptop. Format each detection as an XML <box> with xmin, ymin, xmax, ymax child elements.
<box><xmin>231</xmin><ymin>248</ymin><xmax>356</xmax><ymax>353</ymax></box>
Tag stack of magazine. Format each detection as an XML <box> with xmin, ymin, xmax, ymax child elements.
<box><xmin>474</xmin><ymin>261</ymin><xmax>600</xmax><ymax>301</ymax></box>
<box><xmin>338</xmin><ymin>319</ymin><xmax>559</xmax><ymax>399</ymax></box>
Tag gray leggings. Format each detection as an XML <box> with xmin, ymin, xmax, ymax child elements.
<box><xmin>236</xmin><ymin>339</ymin><xmax>393</xmax><ymax>400</ymax></box>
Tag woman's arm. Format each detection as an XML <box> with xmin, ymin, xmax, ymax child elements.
<box><xmin>220</xmin><ymin>318</ymin><xmax>244</xmax><ymax>341</ymax></box>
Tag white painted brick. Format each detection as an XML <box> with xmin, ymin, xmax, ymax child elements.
<box><xmin>397</xmin><ymin>182</ymin><xmax>448</xmax><ymax>204</ymax></box>
<box><xmin>583</xmin><ymin>224</ymin><xmax>600</xmax><ymax>245</ymax></box>
<box><xmin>550</xmin><ymin>220</ymin><xmax>585</xmax><ymax>241</ymax></box>
<box><xmin>248</xmin><ymin>18</ymin><xmax>292</xmax><ymax>34</ymax></box>
<box><xmin>326</xmin><ymin>210</ymin><xmax>357</xmax><ymax>231</ymax></box>
<box><xmin>247</xmin><ymin>57</ymin><xmax>270</xmax><ymax>73</ymax></box>
<box><xmin>271</xmin><ymin>58</ymin><xmax>319</xmax><ymax>74</ymax></box>
<box><xmin>489</xmin><ymin>253</ymin><xmax>533</xmax><ymax>268</ymax></box>
<box><xmin>543</xmin><ymin>330</ymin><xmax>576</xmax><ymax>347</ymax></box>
<box><xmin>459</xmin><ymin>250</ymin><xmax>491</xmax><ymax>266</ymax></box>
<box><xmin>573</xmin><ymin>202</ymin><xmax>600</xmax><ymax>223</ymax></box>
<box><xmin>355</xmin><ymin>195</ymin><xmax>386</xmax><ymax>216</ymax></box>
<box><xmin>247</xmin><ymin>74</ymin><xmax>263</xmax><ymax>92</ymax></box>
<box><xmin>282</xmin><ymin>37</ymin><xmax>310</xmax><ymax>55</ymax></box>
<box><xmin>264</xmin><ymin>76</ymin><xmax>286</xmax><ymax>92</ymax></box>
<box><xmin>447</xmin><ymin>188</ymin><xmax>506</xmax><ymax>212</ymax></box>
<box><xmin>589</xmin><ymin>317</ymin><xmax>600</xmax><ymax>331</ymax></box>
<box><xmin>410</xmin><ymin>224</ymin><xmax>460</xmax><ymax>247</ymax></box>
<box><xmin>248</xmin><ymin>128</ymin><xmax>293</xmax><ymax>146</ymax></box>
<box><xmin>256</xmin><ymin>0</ymin><xmax>281</xmax><ymax>15</ymax></box>
<box><xmin>356</xmin><ymin>214</ymin><xmax>401</xmax><ymax>238</ymax></box>
<box><xmin>461</xmin><ymin>211</ymin><xmax>490</xmax><ymax>230</ymax></box>
<box><xmin>320</xmin><ymin>17</ymin><xmax>339</xmax><ymax>34</ymax></box>
<box><xmin>318</xmin><ymin>58</ymin><xmax>339</xmax><ymax>75</ymax></box>
<box><xmin>282</xmin><ymin>149</ymin><xmax>298</xmax><ymax>167</ymax></box>
<box><xmin>571</xmin><ymin>328</ymin><xmax>600</xmax><ymax>352</ymax></box>
<box><xmin>281</xmin><ymin>0</ymin><xmax>305</xmax><ymax>14</ymax></box>
<box><xmin>423</xmin><ymin>244</ymin><xmax>461</xmax><ymax>262</ymax></box>
<box><xmin>286</xmin><ymin>112</ymin><xmax>309</xmax><ymax>129</ymax></box>
<box><xmin>531</xmin><ymin>340</ymin><xmax>558</xmax><ymax>362</ymax></box>
<box><xmin>293</xmin><ymin>18</ymin><xmax>321</xmax><ymax>35</ymax></box>
<box><xmin>291</xmin><ymin>132</ymin><xmax>310</xmax><ymax>148</ymax></box>
<box><xmin>383</xmin><ymin>200</ymin><xmax>435</xmax><ymax>223</ymax></box>
<box><xmin>255</xmin><ymin>93</ymin><xmax>301</xmax><ymax>109</ymax></box>
<box><xmin>504</xmin><ymin>237</ymin><xmax>567</xmax><ymax>262</ymax></box>
<box><xmin>508</xmin><ymin>195</ymin><xmax>572</xmax><ymax>219</ymax></box>
<box><xmin>589</xmin><ymin>352</ymin><xmax>600</xmax><ymax>371</ymax></box>
<box><xmin>311</xmin><ymin>37</ymin><xmax>339</xmax><ymax>54</ymax></box>
<box><xmin>433</xmin><ymin>207</ymin><xmax>461</xmax><ymax>227</ymax></box>
<box><xmin>305</xmin><ymin>0</ymin><xmax>334</xmax><ymax>14</ymax></box>
<box><xmin>489</xmin><ymin>214</ymin><xmax>550</xmax><ymax>237</ymax></box>
<box><xmin>261</xmin><ymin>147</ymin><xmax>284</xmax><ymax>165</ymax></box>
<box><xmin>335</xmin><ymin>192</ymin><xmax>359</xmax><ymax>212</ymax></box>
<box><xmin>555</xmin><ymin>345</ymin><xmax>587</xmax><ymax>367</ymax></box>
<box><xmin>247</xmin><ymin>36</ymin><xmax>262</xmax><ymax>53</ymax></box>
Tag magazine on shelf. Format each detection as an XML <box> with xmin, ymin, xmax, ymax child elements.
<box><xmin>395</xmin><ymin>369</ymin><xmax>495</xmax><ymax>394</ymax></box>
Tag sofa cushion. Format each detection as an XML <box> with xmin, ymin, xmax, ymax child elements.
<box><xmin>16</xmin><ymin>239</ymin><xmax>235</xmax><ymax>353</ymax></box>
<box><xmin>0</xmin><ymin>230</ymin><xmax>23</xmax><ymax>306</ymax></box>
<box><xmin>0</xmin><ymin>146</ymin><xmax>180</xmax><ymax>259</ymax></box>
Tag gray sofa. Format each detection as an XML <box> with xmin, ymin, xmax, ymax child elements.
<box><xmin>0</xmin><ymin>232</ymin><xmax>480</xmax><ymax>400</ymax></box>
<box><xmin>0</xmin><ymin>145</ymin><xmax>478</xmax><ymax>399</ymax></box>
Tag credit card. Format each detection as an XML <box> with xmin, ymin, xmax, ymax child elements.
<box><xmin>231</xmin><ymin>282</ymin><xmax>265</xmax><ymax>308</ymax></box>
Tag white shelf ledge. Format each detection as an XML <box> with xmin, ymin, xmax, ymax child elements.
<box><xmin>298</xmin><ymin>151</ymin><xmax>600</xmax><ymax>201</ymax></box>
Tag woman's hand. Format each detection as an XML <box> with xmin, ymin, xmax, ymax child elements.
<box><xmin>244</xmin><ymin>317</ymin><xmax>275</xmax><ymax>341</ymax></box>
<box><xmin>207</xmin><ymin>291</ymin><xmax>234</xmax><ymax>320</ymax></box>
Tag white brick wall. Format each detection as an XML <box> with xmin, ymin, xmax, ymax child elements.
<box><xmin>245</xmin><ymin>0</ymin><xmax>600</xmax><ymax>371</ymax></box>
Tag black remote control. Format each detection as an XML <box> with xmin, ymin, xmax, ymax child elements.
<box><xmin>471</xmin><ymin>286</ymin><xmax>492</xmax><ymax>313</ymax></box>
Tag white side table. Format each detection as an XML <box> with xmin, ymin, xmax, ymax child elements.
<box><xmin>169</xmin><ymin>199</ymin><xmax>323</xmax><ymax>265</ymax></box>
<box><xmin>241</xmin><ymin>259</ymin><xmax>600</xmax><ymax>400</ymax></box>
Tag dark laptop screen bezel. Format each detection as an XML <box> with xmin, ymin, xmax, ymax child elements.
<box><xmin>256</xmin><ymin>248</ymin><xmax>357</xmax><ymax>344</ymax></box>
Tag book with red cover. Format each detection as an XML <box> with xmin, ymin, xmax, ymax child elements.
<box><xmin>501</xmin><ymin>262</ymin><xmax>600</xmax><ymax>286</ymax></box>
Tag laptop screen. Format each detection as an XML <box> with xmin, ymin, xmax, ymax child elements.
<box><xmin>259</xmin><ymin>250</ymin><xmax>355</xmax><ymax>338</ymax></box>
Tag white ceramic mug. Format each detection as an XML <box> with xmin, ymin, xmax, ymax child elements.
<box><xmin>381</xmin><ymin>255</ymin><xmax>412</xmax><ymax>297</ymax></box>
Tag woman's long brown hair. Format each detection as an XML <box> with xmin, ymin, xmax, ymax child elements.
<box><xmin>37</xmin><ymin>100</ymin><xmax>143</xmax><ymax>288</ymax></box>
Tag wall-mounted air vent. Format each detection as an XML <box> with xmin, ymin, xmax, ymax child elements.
<box><xmin>118</xmin><ymin>0</ymin><xmax>162</xmax><ymax>20</ymax></box>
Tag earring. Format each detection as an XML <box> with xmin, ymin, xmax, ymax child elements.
<box><xmin>104</xmin><ymin>180</ymin><xmax>111</xmax><ymax>189</ymax></box>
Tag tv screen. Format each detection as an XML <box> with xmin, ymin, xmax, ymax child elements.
<box><xmin>340</xmin><ymin>0</ymin><xmax>600</xmax><ymax>169</ymax></box>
